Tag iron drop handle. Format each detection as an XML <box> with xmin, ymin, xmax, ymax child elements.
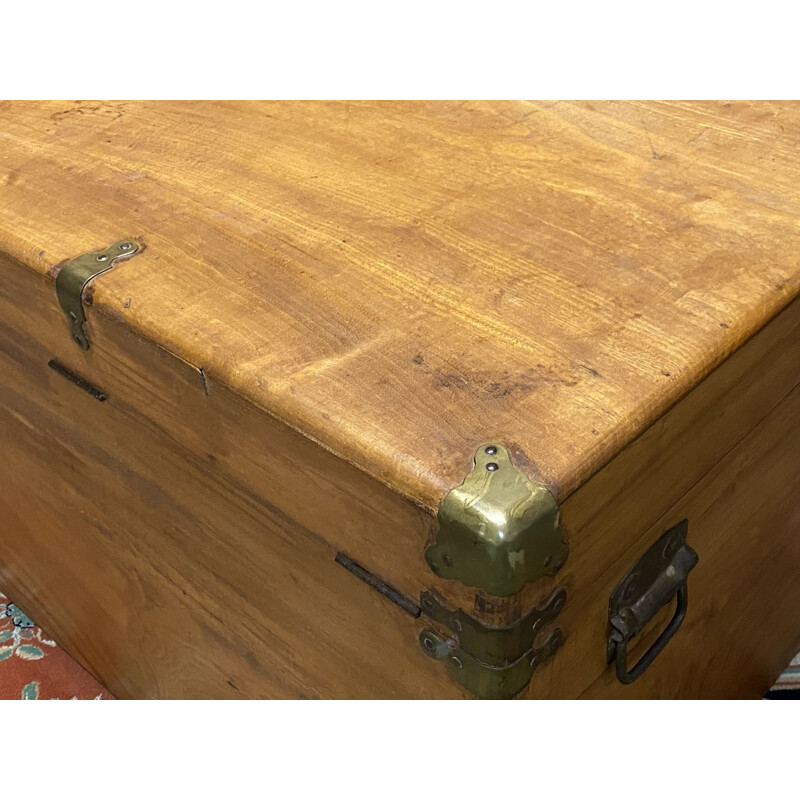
<box><xmin>606</xmin><ymin>520</ymin><xmax>698</xmax><ymax>685</ymax></box>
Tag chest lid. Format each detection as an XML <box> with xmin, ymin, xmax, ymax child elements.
<box><xmin>2</xmin><ymin>100</ymin><xmax>799</xmax><ymax>517</ymax></box>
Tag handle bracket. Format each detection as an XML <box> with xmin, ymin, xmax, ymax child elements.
<box><xmin>607</xmin><ymin>519</ymin><xmax>698</xmax><ymax>684</ymax></box>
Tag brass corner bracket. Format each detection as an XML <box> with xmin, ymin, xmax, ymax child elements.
<box><xmin>55</xmin><ymin>240</ymin><xmax>140</xmax><ymax>350</ymax></box>
<box><xmin>424</xmin><ymin>443</ymin><xmax>569</xmax><ymax>596</ymax></box>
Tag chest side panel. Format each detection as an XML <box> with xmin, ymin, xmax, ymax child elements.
<box><xmin>0</xmin><ymin>251</ymin><xmax>465</xmax><ymax>698</ymax></box>
<box><xmin>521</xmin><ymin>297</ymin><xmax>800</xmax><ymax>698</ymax></box>
<box><xmin>577</xmin><ymin>382</ymin><xmax>800</xmax><ymax>698</ymax></box>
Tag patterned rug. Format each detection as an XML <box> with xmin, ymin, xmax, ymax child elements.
<box><xmin>0</xmin><ymin>591</ymin><xmax>113</xmax><ymax>700</ymax></box>
<box><xmin>764</xmin><ymin>653</ymin><xmax>800</xmax><ymax>699</ymax></box>
<box><xmin>0</xmin><ymin>588</ymin><xmax>797</xmax><ymax>699</ymax></box>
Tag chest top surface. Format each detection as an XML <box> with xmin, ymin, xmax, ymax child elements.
<box><xmin>1</xmin><ymin>100</ymin><xmax>799</xmax><ymax>508</ymax></box>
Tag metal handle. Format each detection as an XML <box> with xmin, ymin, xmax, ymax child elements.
<box><xmin>610</xmin><ymin>583</ymin><xmax>688</xmax><ymax>685</ymax></box>
<box><xmin>606</xmin><ymin>520</ymin><xmax>698</xmax><ymax>685</ymax></box>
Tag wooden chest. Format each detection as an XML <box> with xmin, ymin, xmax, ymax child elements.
<box><xmin>1</xmin><ymin>101</ymin><xmax>799</xmax><ymax>699</ymax></box>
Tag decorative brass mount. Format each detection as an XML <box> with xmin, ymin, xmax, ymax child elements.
<box><xmin>55</xmin><ymin>240</ymin><xmax>140</xmax><ymax>350</ymax></box>
<box><xmin>419</xmin><ymin>587</ymin><xmax>567</xmax><ymax>699</ymax></box>
<box><xmin>333</xmin><ymin>550</ymin><xmax>567</xmax><ymax>699</ymax></box>
<box><xmin>425</xmin><ymin>444</ymin><xmax>569</xmax><ymax>596</ymax></box>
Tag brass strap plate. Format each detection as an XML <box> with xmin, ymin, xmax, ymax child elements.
<box><xmin>425</xmin><ymin>444</ymin><xmax>569</xmax><ymax>596</ymax></box>
<box><xmin>420</xmin><ymin>586</ymin><xmax>566</xmax><ymax>666</ymax></box>
<box><xmin>419</xmin><ymin>587</ymin><xmax>566</xmax><ymax>699</ymax></box>
<box><xmin>419</xmin><ymin>628</ymin><xmax>563</xmax><ymax>700</ymax></box>
<box><xmin>55</xmin><ymin>240</ymin><xmax>140</xmax><ymax>350</ymax></box>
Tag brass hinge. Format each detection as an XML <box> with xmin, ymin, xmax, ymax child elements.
<box><xmin>419</xmin><ymin>587</ymin><xmax>566</xmax><ymax>699</ymax></box>
<box><xmin>425</xmin><ymin>444</ymin><xmax>569</xmax><ymax>596</ymax></box>
<box><xmin>55</xmin><ymin>240</ymin><xmax>140</xmax><ymax>350</ymax></box>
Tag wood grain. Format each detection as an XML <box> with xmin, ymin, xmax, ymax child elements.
<box><xmin>1</xmin><ymin>101</ymin><xmax>799</xmax><ymax>512</ymax></box>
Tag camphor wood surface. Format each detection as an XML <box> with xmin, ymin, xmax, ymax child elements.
<box><xmin>1</xmin><ymin>101</ymin><xmax>799</xmax><ymax>698</ymax></box>
<box><xmin>2</xmin><ymin>101</ymin><xmax>799</xmax><ymax>510</ymax></box>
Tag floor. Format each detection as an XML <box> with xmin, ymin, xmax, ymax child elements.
<box><xmin>0</xmin><ymin>591</ymin><xmax>113</xmax><ymax>700</ymax></box>
<box><xmin>764</xmin><ymin>652</ymin><xmax>800</xmax><ymax>699</ymax></box>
